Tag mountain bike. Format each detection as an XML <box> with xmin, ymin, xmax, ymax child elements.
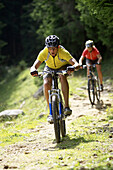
<box><xmin>38</xmin><ymin>66</ymin><xmax>74</xmax><ymax>143</ymax></box>
<box><xmin>83</xmin><ymin>64</ymin><xmax>100</xmax><ymax>106</ymax></box>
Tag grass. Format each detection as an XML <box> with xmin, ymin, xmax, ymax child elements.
<box><xmin>0</xmin><ymin>64</ymin><xmax>47</xmax><ymax>146</ymax></box>
<box><xmin>21</xmin><ymin>111</ymin><xmax>113</xmax><ymax>170</ymax></box>
<box><xmin>0</xmin><ymin>60</ymin><xmax>113</xmax><ymax>169</ymax></box>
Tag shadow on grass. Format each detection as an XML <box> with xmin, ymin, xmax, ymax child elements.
<box><xmin>43</xmin><ymin>135</ymin><xmax>94</xmax><ymax>151</ymax></box>
<box><xmin>55</xmin><ymin>135</ymin><xmax>94</xmax><ymax>149</ymax></box>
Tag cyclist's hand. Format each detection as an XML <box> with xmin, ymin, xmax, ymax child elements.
<box><xmin>96</xmin><ymin>61</ymin><xmax>100</xmax><ymax>65</ymax></box>
<box><xmin>66</xmin><ymin>66</ymin><xmax>75</xmax><ymax>75</ymax></box>
<box><xmin>67</xmin><ymin>66</ymin><xmax>75</xmax><ymax>71</ymax></box>
<box><xmin>73</xmin><ymin>63</ymin><xmax>80</xmax><ymax>71</ymax></box>
<box><xmin>79</xmin><ymin>65</ymin><xmax>83</xmax><ymax>69</ymax></box>
<box><xmin>30</xmin><ymin>66</ymin><xmax>38</xmax><ymax>77</ymax></box>
<box><xmin>79</xmin><ymin>65</ymin><xmax>85</xmax><ymax>69</ymax></box>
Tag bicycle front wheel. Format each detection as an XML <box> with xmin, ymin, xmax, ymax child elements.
<box><xmin>52</xmin><ymin>95</ymin><xmax>60</xmax><ymax>143</ymax></box>
<box><xmin>88</xmin><ymin>79</ymin><xmax>95</xmax><ymax>106</ymax></box>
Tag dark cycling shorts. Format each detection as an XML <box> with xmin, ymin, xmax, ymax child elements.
<box><xmin>86</xmin><ymin>58</ymin><xmax>101</xmax><ymax>65</ymax></box>
<box><xmin>43</xmin><ymin>64</ymin><xmax>71</xmax><ymax>79</ymax></box>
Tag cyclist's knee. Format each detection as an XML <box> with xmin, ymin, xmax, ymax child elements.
<box><xmin>44</xmin><ymin>78</ymin><xmax>52</xmax><ymax>88</ymax></box>
<box><xmin>59</xmin><ymin>75</ymin><xmax>66</xmax><ymax>81</ymax></box>
<box><xmin>96</xmin><ymin>66</ymin><xmax>101</xmax><ymax>73</ymax></box>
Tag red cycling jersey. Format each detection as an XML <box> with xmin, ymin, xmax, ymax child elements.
<box><xmin>82</xmin><ymin>46</ymin><xmax>100</xmax><ymax>60</ymax></box>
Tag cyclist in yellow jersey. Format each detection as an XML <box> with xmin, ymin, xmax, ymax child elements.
<box><xmin>30</xmin><ymin>35</ymin><xmax>79</xmax><ymax>123</ymax></box>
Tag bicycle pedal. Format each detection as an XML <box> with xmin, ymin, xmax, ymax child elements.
<box><xmin>64</xmin><ymin>114</ymin><xmax>68</xmax><ymax>118</ymax></box>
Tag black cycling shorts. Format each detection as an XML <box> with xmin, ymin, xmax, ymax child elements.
<box><xmin>86</xmin><ymin>58</ymin><xmax>101</xmax><ymax>65</ymax></box>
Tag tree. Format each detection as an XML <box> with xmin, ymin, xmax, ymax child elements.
<box><xmin>30</xmin><ymin>0</ymin><xmax>85</xmax><ymax>59</ymax></box>
<box><xmin>0</xmin><ymin>2</ymin><xmax>7</xmax><ymax>65</ymax></box>
<box><xmin>1</xmin><ymin>0</ymin><xmax>33</xmax><ymax>66</ymax></box>
<box><xmin>76</xmin><ymin>0</ymin><xmax>113</xmax><ymax>55</ymax></box>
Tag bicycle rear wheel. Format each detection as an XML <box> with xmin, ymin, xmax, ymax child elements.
<box><xmin>88</xmin><ymin>79</ymin><xmax>95</xmax><ymax>106</ymax></box>
<box><xmin>60</xmin><ymin>103</ymin><xmax>66</xmax><ymax>137</ymax></box>
<box><xmin>52</xmin><ymin>95</ymin><xmax>60</xmax><ymax>143</ymax></box>
<box><xmin>95</xmin><ymin>78</ymin><xmax>100</xmax><ymax>101</ymax></box>
<box><xmin>60</xmin><ymin>119</ymin><xmax>66</xmax><ymax>137</ymax></box>
<box><xmin>59</xmin><ymin>95</ymin><xmax>66</xmax><ymax>137</ymax></box>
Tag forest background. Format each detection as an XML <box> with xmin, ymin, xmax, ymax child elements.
<box><xmin>0</xmin><ymin>0</ymin><xmax>113</xmax><ymax>71</ymax></box>
<box><xmin>0</xmin><ymin>1</ymin><xmax>113</xmax><ymax>169</ymax></box>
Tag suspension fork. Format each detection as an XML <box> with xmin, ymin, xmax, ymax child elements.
<box><xmin>48</xmin><ymin>89</ymin><xmax>62</xmax><ymax>116</ymax></box>
<box><xmin>58</xmin><ymin>89</ymin><xmax>62</xmax><ymax>115</ymax></box>
<box><xmin>48</xmin><ymin>90</ymin><xmax>52</xmax><ymax>116</ymax></box>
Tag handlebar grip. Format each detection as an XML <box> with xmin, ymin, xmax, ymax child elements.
<box><xmin>95</xmin><ymin>62</ymin><xmax>100</xmax><ymax>65</ymax></box>
<box><xmin>30</xmin><ymin>70</ymin><xmax>38</xmax><ymax>77</ymax></box>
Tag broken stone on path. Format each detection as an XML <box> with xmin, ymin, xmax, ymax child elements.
<box><xmin>0</xmin><ymin>109</ymin><xmax>24</xmax><ymax>121</ymax></box>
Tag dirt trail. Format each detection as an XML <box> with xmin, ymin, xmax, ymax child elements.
<box><xmin>0</xmin><ymin>84</ymin><xmax>112</xmax><ymax>169</ymax></box>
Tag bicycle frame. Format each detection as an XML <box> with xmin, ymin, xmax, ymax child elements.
<box><xmin>87</xmin><ymin>64</ymin><xmax>96</xmax><ymax>79</ymax></box>
<box><xmin>49</xmin><ymin>89</ymin><xmax>63</xmax><ymax>118</ymax></box>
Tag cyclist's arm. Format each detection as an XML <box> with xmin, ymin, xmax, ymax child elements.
<box><xmin>79</xmin><ymin>55</ymin><xmax>85</xmax><ymax>65</ymax></box>
<box><xmin>69</xmin><ymin>58</ymin><xmax>78</xmax><ymax>65</ymax></box>
<box><xmin>33</xmin><ymin>59</ymin><xmax>42</xmax><ymax>69</ymax></box>
<box><xmin>69</xmin><ymin>58</ymin><xmax>79</xmax><ymax>70</ymax></box>
<box><xmin>30</xmin><ymin>59</ymin><xmax>42</xmax><ymax>76</ymax></box>
<box><xmin>97</xmin><ymin>54</ymin><xmax>102</xmax><ymax>64</ymax></box>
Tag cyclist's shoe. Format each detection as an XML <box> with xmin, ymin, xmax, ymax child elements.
<box><xmin>64</xmin><ymin>107</ymin><xmax>72</xmax><ymax>116</ymax></box>
<box><xmin>100</xmin><ymin>84</ymin><xmax>103</xmax><ymax>92</ymax></box>
<box><xmin>47</xmin><ymin>115</ymin><xmax>53</xmax><ymax>124</ymax></box>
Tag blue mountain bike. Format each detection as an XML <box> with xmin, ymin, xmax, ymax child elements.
<box><xmin>38</xmin><ymin>66</ymin><xmax>74</xmax><ymax>143</ymax></box>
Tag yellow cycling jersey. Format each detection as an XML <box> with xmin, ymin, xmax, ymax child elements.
<box><xmin>37</xmin><ymin>45</ymin><xmax>73</xmax><ymax>69</ymax></box>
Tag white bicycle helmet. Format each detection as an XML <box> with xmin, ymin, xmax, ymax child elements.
<box><xmin>45</xmin><ymin>35</ymin><xmax>60</xmax><ymax>47</ymax></box>
<box><xmin>85</xmin><ymin>40</ymin><xmax>94</xmax><ymax>48</ymax></box>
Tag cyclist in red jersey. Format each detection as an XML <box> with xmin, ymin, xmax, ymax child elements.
<box><xmin>79</xmin><ymin>40</ymin><xmax>103</xmax><ymax>91</ymax></box>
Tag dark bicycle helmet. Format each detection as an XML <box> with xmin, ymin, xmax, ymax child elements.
<box><xmin>85</xmin><ymin>40</ymin><xmax>94</xmax><ymax>48</ymax></box>
<box><xmin>45</xmin><ymin>35</ymin><xmax>60</xmax><ymax>47</ymax></box>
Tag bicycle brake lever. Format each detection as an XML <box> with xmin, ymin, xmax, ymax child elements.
<box><xmin>38</xmin><ymin>72</ymin><xmax>43</xmax><ymax>77</ymax></box>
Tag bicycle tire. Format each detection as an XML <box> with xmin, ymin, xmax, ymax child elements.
<box><xmin>59</xmin><ymin>95</ymin><xmax>66</xmax><ymax>137</ymax></box>
<box><xmin>95</xmin><ymin>77</ymin><xmax>100</xmax><ymax>101</ymax></box>
<box><xmin>60</xmin><ymin>119</ymin><xmax>66</xmax><ymax>137</ymax></box>
<box><xmin>52</xmin><ymin>95</ymin><xmax>60</xmax><ymax>143</ymax></box>
<box><xmin>60</xmin><ymin>102</ymin><xmax>66</xmax><ymax>137</ymax></box>
<box><xmin>88</xmin><ymin>79</ymin><xmax>95</xmax><ymax>105</ymax></box>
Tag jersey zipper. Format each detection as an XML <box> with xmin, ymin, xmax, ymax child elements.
<box><xmin>53</xmin><ymin>56</ymin><xmax>56</xmax><ymax>67</ymax></box>
<box><xmin>90</xmin><ymin>52</ymin><xmax>93</xmax><ymax>60</ymax></box>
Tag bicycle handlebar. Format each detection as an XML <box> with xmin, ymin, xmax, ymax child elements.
<box><xmin>38</xmin><ymin>65</ymin><xmax>78</xmax><ymax>77</ymax></box>
<box><xmin>81</xmin><ymin>63</ymin><xmax>99</xmax><ymax>69</ymax></box>
<box><xmin>38</xmin><ymin>69</ymin><xmax>68</xmax><ymax>77</ymax></box>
